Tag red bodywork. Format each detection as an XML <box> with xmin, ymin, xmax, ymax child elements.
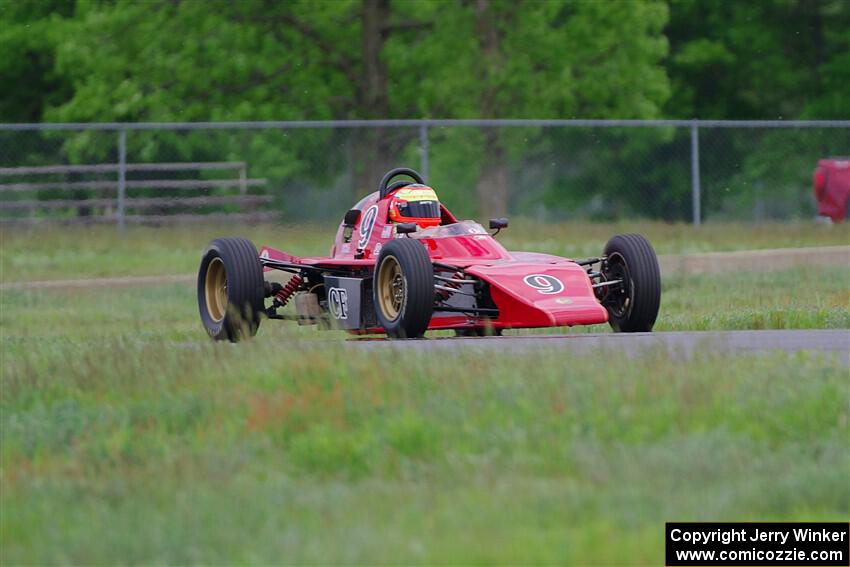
<box><xmin>259</xmin><ymin>190</ymin><xmax>608</xmax><ymax>332</ymax></box>
<box><xmin>814</xmin><ymin>158</ymin><xmax>850</xmax><ymax>223</ymax></box>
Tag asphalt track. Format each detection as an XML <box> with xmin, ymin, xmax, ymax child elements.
<box><xmin>348</xmin><ymin>330</ymin><xmax>850</xmax><ymax>365</ymax></box>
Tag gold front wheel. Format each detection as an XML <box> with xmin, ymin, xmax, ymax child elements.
<box><xmin>377</xmin><ymin>255</ymin><xmax>404</xmax><ymax>320</ymax></box>
<box><xmin>372</xmin><ymin>239</ymin><xmax>433</xmax><ymax>338</ymax></box>
<box><xmin>204</xmin><ymin>257</ymin><xmax>228</xmax><ymax>322</ymax></box>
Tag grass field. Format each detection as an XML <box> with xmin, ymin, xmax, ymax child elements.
<box><xmin>1</xmin><ymin>220</ymin><xmax>848</xmax><ymax>282</ymax></box>
<box><xmin>1</xmin><ymin>222</ymin><xmax>849</xmax><ymax>564</ymax></box>
<box><xmin>2</xmin><ymin>333</ymin><xmax>847</xmax><ymax>564</ymax></box>
<box><xmin>2</xmin><ymin>266</ymin><xmax>848</xmax><ymax>342</ymax></box>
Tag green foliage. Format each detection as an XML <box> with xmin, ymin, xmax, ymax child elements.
<box><xmin>0</xmin><ymin>0</ymin><xmax>847</xmax><ymax>220</ymax></box>
<box><xmin>0</xmin><ymin>0</ymin><xmax>74</xmax><ymax>122</ymax></box>
<box><xmin>666</xmin><ymin>0</ymin><xmax>850</xmax><ymax>120</ymax></box>
<box><xmin>47</xmin><ymin>0</ymin><xmax>356</xmax><ymax>123</ymax></box>
<box><xmin>7</xmin><ymin>0</ymin><xmax>840</xmax><ymax>124</ymax></box>
<box><xmin>386</xmin><ymin>0</ymin><xmax>671</xmax><ymax>216</ymax></box>
<box><xmin>386</xmin><ymin>1</ymin><xmax>670</xmax><ymax>119</ymax></box>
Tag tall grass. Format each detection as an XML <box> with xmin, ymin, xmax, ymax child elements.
<box><xmin>2</xmin><ymin>334</ymin><xmax>847</xmax><ymax>564</ymax></box>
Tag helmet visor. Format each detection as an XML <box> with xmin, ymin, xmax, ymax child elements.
<box><xmin>397</xmin><ymin>200</ymin><xmax>440</xmax><ymax>219</ymax></box>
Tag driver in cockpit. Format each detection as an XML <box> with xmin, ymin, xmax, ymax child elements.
<box><xmin>387</xmin><ymin>185</ymin><xmax>442</xmax><ymax>229</ymax></box>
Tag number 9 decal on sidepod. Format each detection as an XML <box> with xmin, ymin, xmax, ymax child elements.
<box><xmin>523</xmin><ymin>274</ymin><xmax>565</xmax><ymax>295</ymax></box>
<box><xmin>358</xmin><ymin>205</ymin><xmax>379</xmax><ymax>249</ymax></box>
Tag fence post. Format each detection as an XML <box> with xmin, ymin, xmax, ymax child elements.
<box><xmin>419</xmin><ymin>124</ymin><xmax>429</xmax><ymax>182</ymax></box>
<box><xmin>238</xmin><ymin>163</ymin><xmax>248</xmax><ymax>213</ymax></box>
<box><xmin>239</xmin><ymin>164</ymin><xmax>248</xmax><ymax>196</ymax></box>
<box><xmin>117</xmin><ymin>128</ymin><xmax>127</xmax><ymax>232</ymax></box>
<box><xmin>690</xmin><ymin>121</ymin><xmax>701</xmax><ymax>226</ymax></box>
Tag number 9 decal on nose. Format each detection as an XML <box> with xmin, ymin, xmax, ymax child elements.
<box><xmin>523</xmin><ymin>274</ymin><xmax>565</xmax><ymax>294</ymax></box>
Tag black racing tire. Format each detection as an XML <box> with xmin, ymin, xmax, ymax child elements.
<box><xmin>197</xmin><ymin>237</ymin><xmax>265</xmax><ymax>342</ymax></box>
<box><xmin>373</xmin><ymin>238</ymin><xmax>434</xmax><ymax>338</ymax></box>
<box><xmin>601</xmin><ymin>234</ymin><xmax>661</xmax><ymax>333</ymax></box>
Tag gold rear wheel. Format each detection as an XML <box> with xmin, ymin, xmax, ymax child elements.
<box><xmin>197</xmin><ymin>237</ymin><xmax>264</xmax><ymax>342</ymax></box>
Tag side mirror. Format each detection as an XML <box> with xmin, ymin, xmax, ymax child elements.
<box><xmin>396</xmin><ymin>222</ymin><xmax>418</xmax><ymax>235</ymax></box>
<box><xmin>489</xmin><ymin>218</ymin><xmax>509</xmax><ymax>230</ymax></box>
<box><xmin>343</xmin><ymin>209</ymin><xmax>361</xmax><ymax>243</ymax></box>
<box><xmin>344</xmin><ymin>209</ymin><xmax>361</xmax><ymax>227</ymax></box>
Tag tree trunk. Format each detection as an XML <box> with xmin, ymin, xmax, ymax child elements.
<box><xmin>352</xmin><ymin>130</ymin><xmax>391</xmax><ymax>197</ymax></box>
<box><xmin>477</xmin><ymin>128</ymin><xmax>509</xmax><ymax>218</ymax></box>
<box><xmin>353</xmin><ymin>0</ymin><xmax>391</xmax><ymax>198</ymax></box>
<box><xmin>474</xmin><ymin>0</ymin><xmax>509</xmax><ymax>218</ymax></box>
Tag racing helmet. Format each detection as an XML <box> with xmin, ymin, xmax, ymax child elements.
<box><xmin>388</xmin><ymin>184</ymin><xmax>441</xmax><ymax>228</ymax></box>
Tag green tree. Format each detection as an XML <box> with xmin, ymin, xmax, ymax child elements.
<box><xmin>664</xmin><ymin>0</ymin><xmax>849</xmax><ymax>220</ymax></box>
<box><xmin>47</xmin><ymin>0</ymin><xmax>357</xmax><ymax>123</ymax></box>
<box><xmin>43</xmin><ymin>0</ymin><xmax>428</xmax><ymax>205</ymax></box>
<box><xmin>388</xmin><ymin>0</ymin><xmax>671</xmax><ymax>217</ymax></box>
<box><xmin>37</xmin><ymin>1</ymin><xmax>369</xmax><ymax>215</ymax></box>
<box><xmin>0</xmin><ymin>0</ymin><xmax>76</xmax><ymax>173</ymax></box>
<box><xmin>0</xmin><ymin>0</ymin><xmax>74</xmax><ymax>122</ymax></box>
<box><xmin>4</xmin><ymin>0</ymin><xmax>845</xmax><ymax>221</ymax></box>
<box><xmin>666</xmin><ymin>0</ymin><xmax>850</xmax><ymax>119</ymax></box>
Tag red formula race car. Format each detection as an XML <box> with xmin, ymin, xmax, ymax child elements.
<box><xmin>197</xmin><ymin>168</ymin><xmax>661</xmax><ymax>341</ymax></box>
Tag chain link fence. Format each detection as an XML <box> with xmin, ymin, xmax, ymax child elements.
<box><xmin>1</xmin><ymin>120</ymin><xmax>848</xmax><ymax>227</ymax></box>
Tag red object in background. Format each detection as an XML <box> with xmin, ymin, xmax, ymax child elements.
<box><xmin>813</xmin><ymin>158</ymin><xmax>850</xmax><ymax>223</ymax></box>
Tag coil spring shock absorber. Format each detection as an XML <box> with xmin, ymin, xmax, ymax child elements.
<box><xmin>437</xmin><ymin>270</ymin><xmax>465</xmax><ymax>300</ymax></box>
<box><xmin>274</xmin><ymin>274</ymin><xmax>303</xmax><ymax>307</ymax></box>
